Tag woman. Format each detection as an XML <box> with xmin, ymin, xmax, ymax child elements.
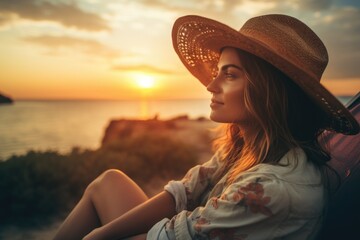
<box><xmin>54</xmin><ymin>14</ymin><xmax>359</xmax><ymax>240</ymax></box>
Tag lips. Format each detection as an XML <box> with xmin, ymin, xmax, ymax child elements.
<box><xmin>211</xmin><ymin>98</ymin><xmax>224</xmax><ymax>104</ymax></box>
<box><xmin>210</xmin><ymin>98</ymin><xmax>224</xmax><ymax>107</ymax></box>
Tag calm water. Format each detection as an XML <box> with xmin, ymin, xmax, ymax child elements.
<box><xmin>0</xmin><ymin>99</ymin><xmax>210</xmax><ymax>160</ymax></box>
<box><xmin>0</xmin><ymin>97</ymin><xmax>352</xmax><ymax>160</ymax></box>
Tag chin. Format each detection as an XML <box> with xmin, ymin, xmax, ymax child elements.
<box><xmin>210</xmin><ymin>113</ymin><xmax>253</xmax><ymax>125</ymax></box>
<box><xmin>210</xmin><ymin>114</ymin><xmax>230</xmax><ymax>123</ymax></box>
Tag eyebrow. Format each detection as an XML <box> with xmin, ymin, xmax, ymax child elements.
<box><xmin>218</xmin><ymin>64</ymin><xmax>243</xmax><ymax>72</ymax></box>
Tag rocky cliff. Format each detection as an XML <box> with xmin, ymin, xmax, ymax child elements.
<box><xmin>101</xmin><ymin>116</ymin><xmax>219</xmax><ymax>163</ymax></box>
<box><xmin>0</xmin><ymin>93</ymin><xmax>13</xmax><ymax>104</ymax></box>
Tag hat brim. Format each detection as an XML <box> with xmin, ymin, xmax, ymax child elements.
<box><xmin>172</xmin><ymin>15</ymin><xmax>359</xmax><ymax>135</ymax></box>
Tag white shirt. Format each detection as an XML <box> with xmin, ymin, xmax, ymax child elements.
<box><xmin>147</xmin><ymin>148</ymin><xmax>325</xmax><ymax>240</ymax></box>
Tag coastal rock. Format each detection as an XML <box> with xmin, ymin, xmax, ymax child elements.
<box><xmin>102</xmin><ymin>117</ymin><xmax>219</xmax><ymax>163</ymax></box>
<box><xmin>0</xmin><ymin>93</ymin><xmax>13</xmax><ymax>104</ymax></box>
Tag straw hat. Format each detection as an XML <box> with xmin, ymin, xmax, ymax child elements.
<box><xmin>172</xmin><ymin>14</ymin><xmax>359</xmax><ymax>135</ymax></box>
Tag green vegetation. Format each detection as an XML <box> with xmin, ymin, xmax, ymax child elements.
<box><xmin>0</xmin><ymin>133</ymin><xmax>199</xmax><ymax>227</ymax></box>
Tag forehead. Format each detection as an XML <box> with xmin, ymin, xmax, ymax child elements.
<box><xmin>218</xmin><ymin>48</ymin><xmax>243</xmax><ymax>68</ymax></box>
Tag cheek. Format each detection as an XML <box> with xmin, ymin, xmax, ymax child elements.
<box><xmin>224</xmin><ymin>86</ymin><xmax>250</xmax><ymax>121</ymax></box>
<box><xmin>225</xmin><ymin>86</ymin><xmax>246</xmax><ymax>108</ymax></box>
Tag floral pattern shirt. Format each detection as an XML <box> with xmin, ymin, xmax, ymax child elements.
<box><xmin>147</xmin><ymin>148</ymin><xmax>325</xmax><ymax>240</ymax></box>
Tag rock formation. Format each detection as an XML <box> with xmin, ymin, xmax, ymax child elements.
<box><xmin>0</xmin><ymin>93</ymin><xmax>13</xmax><ymax>104</ymax></box>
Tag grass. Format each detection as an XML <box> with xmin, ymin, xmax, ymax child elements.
<box><xmin>0</xmin><ymin>132</ymin><xmax>199</xmax><ymax>228</ymax></box>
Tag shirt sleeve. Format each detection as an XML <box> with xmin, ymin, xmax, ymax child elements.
<box><xmin>148</xmin><ymin>172</ymin><xmax>290</xmax><ymax>240</ymax></box>
<box><xmin>164</xmin><ymin>153</ymin><xmax>222</xmax><ymax>213</ymax></box>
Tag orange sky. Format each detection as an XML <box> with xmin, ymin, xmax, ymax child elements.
<box><xmin>1</xmin><ymin>0</ymin><xmax>359</xmax><ymax>100</ymax></box>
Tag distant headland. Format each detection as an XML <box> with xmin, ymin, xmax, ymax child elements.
<box><xmin>0</xmin><ymin>93</ymin><xmax>13</xmax><ymax>104</ymax></box>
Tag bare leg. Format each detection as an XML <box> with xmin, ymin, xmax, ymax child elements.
<box><xmin>54</xmin><ymin>169</ymin><xmax>149</xmax><ymax>240</ymax></box>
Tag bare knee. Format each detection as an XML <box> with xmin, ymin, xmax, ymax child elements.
<box><xmin>83</xmin><ymin>169</ymin><xmax>148</xmax><ymax>224</ymax></box>
<box><xmin>98</xmin><ymin>169</ymin><xmax>128</xmax><ymax>185</ymax></box>
<box><xmin>85</xmin><ymin>169</ymin><xmax>147</xmax><ymax>200</ymax></box>
<box><xmin>85</xmin><ymin>169</ymin><xmax>128</xmax><ymax>198</ymax></box>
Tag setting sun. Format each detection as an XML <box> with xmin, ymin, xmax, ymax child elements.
<box><xmin>135</xmin><ymin>75</ymin><xmax>155</xmax><ymax>89</ymax></box>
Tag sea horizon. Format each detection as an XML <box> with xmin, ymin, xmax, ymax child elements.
<box><xmin>10</xmin><ymin>96</ymin><xmax>210</xmax><ymax>102</ymax></box>
<box><xmin>0</xmin><ymin>95</ymin><xmax>355</xmax><ymax>161</ymax></box>
<box><xmin>8</xmin><ymin>94</ymin><xmax>357</xmax><ymax>101</ymax></box>
<box><xmin>0</xmin><ymin>98</ymin><xmax>213</xmax><ymax>160</ymax></box>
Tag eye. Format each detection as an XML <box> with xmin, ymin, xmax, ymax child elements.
<box><xmin>224</xmin><ymin>71</ymin><xmax>236</xmax><ymax>79</ymax></box>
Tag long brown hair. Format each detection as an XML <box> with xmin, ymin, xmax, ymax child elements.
<box><xmin>214</xmin><ymin>49</ymin><xmax>330</xmax><ymax>184</ymax></box>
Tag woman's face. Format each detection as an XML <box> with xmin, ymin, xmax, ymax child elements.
<box><xmin>207</xmin><ymin>47</ymin><xmax>252</xmax><ymax>125</ymax></box>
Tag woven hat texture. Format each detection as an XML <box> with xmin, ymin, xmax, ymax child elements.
<box><xmin>172</xmin><ymin>14</ymin><xmax>359</xmax><ymax>135</ymax></box>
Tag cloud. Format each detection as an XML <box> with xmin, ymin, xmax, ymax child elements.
<box><xmin>137</xmin><ymin>0</ymin><xmax>333</xmax><ymax>15</ymax></box>
<box><xmin>0</xmin><ymin>12</ymin><xmax>13</xmax><ymax>26</ymax></box>
<box><xmin>289</xmin><ymin>0</ymin><xmax>333</xmax><ymax>11</ymax></box>
<box><xmin>314</xmin><ymin>7</ymin><xmax>360</xmax><ymax>79</ymax></box>
<box><xmin>130</xmin><ymin>0</ymin><xmax>359</xmax><ymax>79</ymax></box>
<box><xmin>236</xmin><ymin>0</ymin><xmax>333</xmax><ymax>11</ymax></box>
<box><xmin>112</xmin><ymin>64</ymin><xmax>175</xmax><ymax>75</ymax></box>
<box><xmin>0</xmin><ymin>0</ymin><xmax>110</xmax><ymax>31</ymax></box>
<box><xmin>23</xmin><ymin>35</ymin><xmax>118</xmax><ymax>59</ymax></box>
<box><xmin>133</xmin><ymin>0</ymin><xmax>236</xmax><ymax>16</ymax></box>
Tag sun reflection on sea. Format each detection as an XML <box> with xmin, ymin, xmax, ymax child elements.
<box><xmin>133</xmin><ymin>73</ymin><xmax>156</xmax><ymax>119</ymax></box>
<box><xmin>139</xmin><ymin>100</ymin><xmax>149</xmax><ymax>119</ymax></box>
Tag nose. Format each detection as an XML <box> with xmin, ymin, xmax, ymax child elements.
<box><xmin>206</xmin><ymin>76</ymin><xmax>221</xmax><ymax>94</ymax></box>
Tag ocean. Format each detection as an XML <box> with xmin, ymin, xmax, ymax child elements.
<box><xmin>0</xmin><ymin>96</ymin><xmax>353</xmax><ymax>160</ymax></box>
<box><xmin>0</xmin><ymin>99</ymin><xmax>210</xmax><ymax>160</ymax></box>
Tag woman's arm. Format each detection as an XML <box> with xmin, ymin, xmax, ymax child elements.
<box><xmin>83</xmin><ymin>191</ymin><xmax>176</xmax><ymax>240</ymax></box>
<box><xmin>149</xmin><ymin>174</ymin><xmax>291</xmax><ymax>240</ymax></box>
